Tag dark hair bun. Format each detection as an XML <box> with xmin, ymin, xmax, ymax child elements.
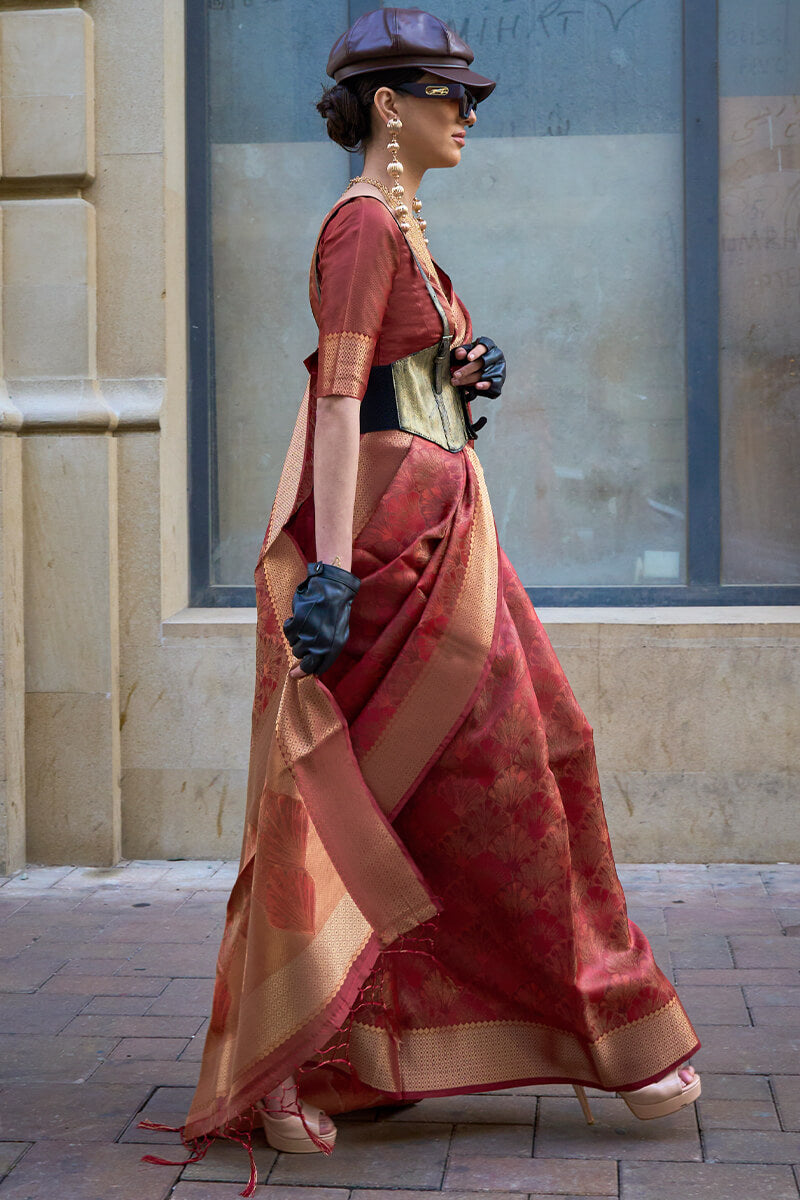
<box><xmin>316</xmin><ymin>68</ymin><xmax>424</xmax><ymax>155</ymax></box>
<box><xmin>316</xmin><ymin>82</ymin><xmax>370</xmax><ymax>153</ymax></box>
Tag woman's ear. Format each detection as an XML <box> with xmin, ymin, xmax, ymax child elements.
<box><xmin>372</xmin><ymin>85</ymin><xmax>399</xmax><ymax>127</ymax></box>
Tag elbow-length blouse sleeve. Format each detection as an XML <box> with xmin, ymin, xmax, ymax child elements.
<box><xmin>314</xmin><ymin>199</ymin><xmax>403</xmax><ymax>401</ymax></box>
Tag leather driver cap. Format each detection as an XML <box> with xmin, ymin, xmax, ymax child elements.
<box><xmin>327</xmin><ymin>7</ymin><xmax>496</xmax><ymax>103</ymax></box>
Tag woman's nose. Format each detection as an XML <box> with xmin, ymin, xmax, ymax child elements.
<box><xmin>466</xmin><ymin>108</ymin><xmax>477</xmax><ymax>127</ymax></box>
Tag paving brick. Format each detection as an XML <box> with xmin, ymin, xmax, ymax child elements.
<box><xmin>0</xmin><ymin>1034</ymin><xmax>119</xmax><ymax>1083</ymax></box>
<box><xmin>2</xmin><ymin>865</ymin><xmax>76</xmax><ymax>889</ymax></box>
<box><xmin>449</xmin><ymin>1123</ymin><xmax>534</xmax><ymax>1157</ymax></box>
<box><xmin>270</xmin><ymin>1120</ymin><xmax>451</xmax><ymax>1188</ymax></box>
<box><xmin>86</xmin><ymin>1057</ymin><xmax>201</xmax><ymax>1087</ymax></box>
<box><xmin>179</xmin><ymin>1020</ymin><xmax>209</xmax><ymax>1060</ymax></box>
<box><xmin>444</xmin><ymin>1154</ymin><xmax>618</xmax><ymax>1194</ymax></box>
<box><xmin>102</xmin><ymin>916</ymin><xmax>215</xmax><ymax>943</ymax></box>
<box><xmin>3</xmin><ymin>917</ymin><xmax>108</xmax><ymax>941</ymax></box>
<box><xmin>61</xmin><ymin>1012</ymin><xmax>205</xmax><ymax>1038</ymax></box>
<box><xmin>692</xmin><ymin>1073</ymin><xmax>772</xmax><ymax>1101</ymax></box>
<box><xmin>0</xmin><ymin>992</ymin><xmax>87</xmax><ymax>1034</ymax></box>
<box><xmin>772</xmin><ymin>1075</ymin><xmax>800</xmax><ymax>1131</ymax></box>
<box><xmin>620</xmin><ymin>1160</ymin><xmax>798</xmax><ymax>1198</ymax></box>
<box><xmin>628</xmin><ymin>918</ymin><xmax>668</xmax><ymax>947</ymax></box>
<box><xmin>676</xmin><ymin>968</ymin><xmax>800</xmax><ymax>986</ymax></box>
<box><xmin>671</xmin><ymin>984</ymin><xmax>750</xmax><ymax>1024</ymax></box>
<box><xmin>40</xmin><ymin>972</ymin><xmax>170</xmax><ymax>996</ymax></box>
<box><xmin>730</xmin><ymin>936</ymin><xmax>800</xmax><ymax>968</ymax></box>
<box><xmin>0</xmin><ymin>897</ymin><xmax>30</xmax><ymax>920</ymax></box>
<box><xmin>108</xmin><ymin>1036</ymin><xmax>190</xmax><ymax>1062</ymax></box>
<box><xmin>744</xmin><ymin>986</ymin><xmax>800</xmax><ymax>1006</ymax></box>
<box><xmin>56</xmin><ymin>957</ymin><xmax>138</xmax><ymax>976</ymax></box>
<box><xmin>669</xmin><ymin>937</ymin><xmax>734</xmax><ymax>969</ymax></box>
<box><xmin>79</xmin><ymin>995</ymin><xmax>154</xmax><ymax>1015</ymax></box>
<box><xmin>172</xmin><ymin>1188</ymin><xmax>347</xmax><ymax>1200</ymax></box>
<box><xmin>703</xmin><ymin>1129</ymin><xmax>800</xmax><ymax>1162</ymax></box>
<box><xmin>115</xmin><ymin>943</ymin><xmax>218</xmax><ymax>977</ymax></box>
<box><xmin>356</xmin><ymin>1192</ymin><xmax>524</xmax><ymax>1200</ymax></box>
<box><xmin>0</xmin><ymin>1139</ymin><xmax>182</xmax><ymax>1200</ymax></box>
<box><xmin>534</xmin><ymin>1096</ymin><xmax>701</xmax><ymax>1161</ymax></box>
<box><xmin>750</xmin><ymin>1005</ymin><xmax>800</xmax><ymax>1027</ymax></box>
<box><xmin>31</xmin><ymin>938</ymin><xmax>142</xmax><ymax>958</ymax></box>
<box><xmin>0</xmin><ymin>1144</ymin><xmax>30</xmax><ymax>1180</ymax></box>
<box><xmin>120</xmin><ymin>1085</ymin><xmax>196</xmax><ymax>1146</ymax></box>
<box><xmin>379</xmin><ymin>1093</ymin><xmax>536</xmax><ymax>1124</ymax></box>
<box><xmin>666</xmin><ymin>905</ymin><xmax>782</xmax><ymax>934</ymax></box>
<box><xmin>178</xmin><ymin>1137</ymin><xmax>277</xmax><ymax>1182</ymax></box>
<box><xmin>690</xmin><ymin>1025</ymin><xmax>800</xmax><ymax>1074</ymax></box>
<box><xmin>144</xmin><ymin>976</ymin><xmax>213</xmax><ymax>1016</ymax></box>
<box><xmin>0</xmin><ymin>950</ymin><xmax>68</xmax><ymax>990</ymax></box>
<box><xmin>696</xmin><ymin>1098</ymin><xmax>780</xmax><ymax>1130</ymax></box>
<box><xmin>0</xmin><ymin>1082</ymin><xmax>150</xmax><ymax>1141</ymax></box>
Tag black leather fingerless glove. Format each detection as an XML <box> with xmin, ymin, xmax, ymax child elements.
<box><xmin>451</xmin><ymin>336</ymin><xmax>507</xmax><ymax>440</ymax></box>
<box><xmin>454</xmin><ymin>335</ymin><xmax>507</xmax><ymax>399</ymax></box>
<box><xmin>283</xmin><ymin>561</ymin><xmax>361</xmax><ymax>677</ymax></box>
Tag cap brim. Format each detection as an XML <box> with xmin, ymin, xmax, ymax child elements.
<box><xmin>421</xmin><ymin>66</ymin><xmax>496</xmax><ymax>103</ymax></box>
<box><xmin>333</xmin><ymin>60</ymin><xmax>496</xmax><ymax>103</ymax></box>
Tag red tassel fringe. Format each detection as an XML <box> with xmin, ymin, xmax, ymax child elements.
<box><xmin>138</xmin><ymin>917</ymin><xmax>438</xmax><ymax>1194</ymax></box>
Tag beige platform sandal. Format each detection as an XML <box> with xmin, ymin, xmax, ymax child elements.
<box><xmin>256</xmin><ymin>1098</ymin><xmax>337</xmax><ymax>1153</ymax></box>
<box><xmin>572</xmin><ymin>1064</ymin><xmax>701</xmax><ymax>1123</ymax></box>
<box><xmin>255</xmin><ymin>1075</ymin><xmax>337</xmax><ymax>1154</ymax></box>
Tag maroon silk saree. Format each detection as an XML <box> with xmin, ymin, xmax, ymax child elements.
<box><xmin>143</xmin><ymin>195</ymin><xmax>700</xmax><ymax>1192</ymax></box>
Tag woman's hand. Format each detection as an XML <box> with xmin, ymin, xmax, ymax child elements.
<box><xmin>284</xmin><ymin>561</ymin><xmax>361</xmax><ymax>679</ymax></box>
<box><xmin>450</xmin><ymin>336</ymin><xmax>507</xmax><ymax>398</ymax></box>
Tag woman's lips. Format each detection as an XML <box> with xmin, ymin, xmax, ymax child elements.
<box><xmin>452</xmin><ymin>133</ymin><xmax>465</xmax><ymax>145</ymax></box>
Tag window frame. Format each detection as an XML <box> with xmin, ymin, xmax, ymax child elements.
<box><xmin>186</xmin><ymin>0</ymin><xmax>800</xmax><ymax>607</ymax></box>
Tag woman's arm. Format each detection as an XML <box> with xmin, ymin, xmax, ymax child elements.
<box><xmin>287</xmin><ymin>392</ymin><xmax>360</xmax><ymax>679</ymax></box>
<box><xmin>312</xmin><ymin>394</ymin><xmax>361</xmax><ymax>573</ymax></box>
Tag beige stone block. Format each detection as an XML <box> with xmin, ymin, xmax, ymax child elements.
<box><xmin>1</xmin><ymin>199</ymin><xmax>96</xmax><ymax>380</ymax></box>
<box><xmin>594</xmin><ymin>623</ymin><xmax>799</xmax><ymax>774</ymax></box>
<box><xmin>90</xmin><ymin>154</ymin><xmax>165</xmax><ymax>378</ymax></box>
<box><xmin>0</xmin><ymin>9</ymin><xmax>94</xmax><ymax>180</ymax></box>
<box><xmin>22</xmin><ymin>434</ymin><xmax>115</xmax><ymax>694</ymax></box>
<box><xmin>121</xmin><ymin>768</ymin><xmax>248</xmax><ymax>861</ymax></box>
<box><xmin>601</xmin><ymin>769</ymin><xmax>799</xmax><ymax>863</ymax></box>
<box><xmin>25</xmin><ymin>691</ymin><xmax>120</xmax><ymax>865</ymax></box>
<box><xmin>2</xmin><ymin>97</ymin><xmax>92</xmax><ymax>180</ymax></box>
<box><xmin>119</xmin><ymin>637</ymin><xmax>253</xmax><ymax>773</ymax></box>
<box><xmin>0</xmin><ymin>434</ymin><xmax>25</xmax><ymax>874</ymax></box>
<box><xmin>4</xmin><ymin>285</ymin><xmax>95</xmax><ymax>378</ymax></box>
<box><xmin>2</xmin><ymin>199</ymin><xmax>95</xmax><ymax>287</ymax></box>
<box><xmin>116</xmin><ymin>432</ymin><xmax>161</xmax><ymax>647</ymax></box>
<box><xmin>92</xmin><ymin>0</ymin><xmax>163</xmax><ymax>156</ymax></box>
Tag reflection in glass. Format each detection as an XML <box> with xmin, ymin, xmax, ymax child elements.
<box><xmin>719</xmin><ymin>0</ymin><xmax>800</xmax><ymax>584</ymax></box>
<box><xmin>208</xmin><ymin>0</ymin><xmax>687</xmax><ymax>588</ymax></box>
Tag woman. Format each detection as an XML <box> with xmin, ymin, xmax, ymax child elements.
<box><xmin>141</xmin><ymin>8</ymin><xmax>701</xmax><ymax>1194</ymax></box>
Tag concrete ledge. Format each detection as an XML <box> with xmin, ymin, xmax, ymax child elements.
<box><xmin>162</xmin><ymin>604</ymin><xmax>800</xmax><ymax>637</ymax></box>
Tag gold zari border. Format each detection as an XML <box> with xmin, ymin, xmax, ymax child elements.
<box><xmin>347</xmin><ymin>995</ymin><xmax>698</xmax><ymax>1094</ymax></box>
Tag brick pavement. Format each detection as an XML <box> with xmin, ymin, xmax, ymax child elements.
<box><xmin>0</xmin><ymin>860</ymin><xmax>799</xmax><ymax>1200</ymax></box>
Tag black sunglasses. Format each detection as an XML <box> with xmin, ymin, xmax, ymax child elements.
<box><xmin>392</xmin><ymin>81</ymin><xmax>478</xmax><ymax>121</ymax></box>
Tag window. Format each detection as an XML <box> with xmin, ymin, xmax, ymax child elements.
<box><xmin>187</xmin><ymin>0</ymin><xmax>800</xmax><ymax>605</ymax></box>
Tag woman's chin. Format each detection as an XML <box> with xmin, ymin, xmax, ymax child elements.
<box><xmin>433</xmin><ymin>145</ymin><xmax>463</xmax><ymax>168</ymax></box>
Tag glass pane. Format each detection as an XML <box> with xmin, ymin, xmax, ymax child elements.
<box><xmin>719</xmin><ymin>0</ymin><xmax>800</xmax><ymax>584</ymax></box>
<box><xmin>207</xmin><ymin>0</ymin><xmax>686</xmax><ymax>588</ymax></box>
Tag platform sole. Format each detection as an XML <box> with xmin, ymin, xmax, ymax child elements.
<box><xmin>617</xmin><ymin>1074</ymin><xmax>701</xmax><ymax>1119</ymax></box>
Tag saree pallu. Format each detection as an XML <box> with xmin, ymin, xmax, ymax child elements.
<box><xmin>176</xmin><ymin>386</ymin><xmax>700</xmax><ymax>1161</ymax></box>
